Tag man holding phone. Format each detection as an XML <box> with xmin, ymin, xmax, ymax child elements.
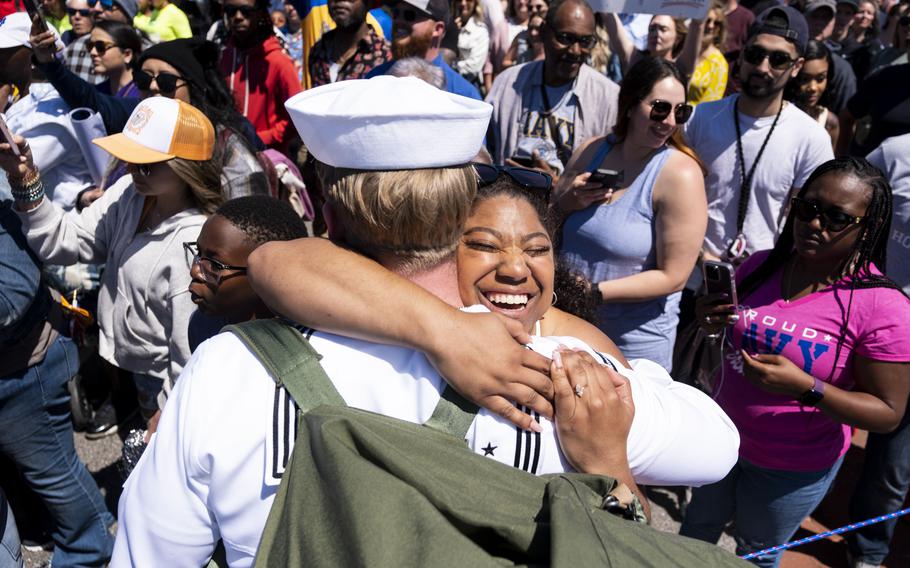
<box><xmin>486</xmin><ymin>0</ymin><xmax>619</xmax><ymax>176</ymax></box>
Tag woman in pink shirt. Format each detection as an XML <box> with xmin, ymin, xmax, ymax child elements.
<box><xmin>680</xmin><ymin>157</ymin><xmax>910</xmax><ymax>568</ymax></box>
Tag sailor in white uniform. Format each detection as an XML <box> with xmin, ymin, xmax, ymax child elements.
<box><xmin>112</xmin><ymin>77</ymin><xmax>739</xmax><ymax>568</ymax></box>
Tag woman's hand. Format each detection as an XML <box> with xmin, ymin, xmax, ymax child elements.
<box><xmin>28</xmin><ymin>28</ymin><xmax>60</xmax><ymax>65</ymax></box>
<box><xmin>0</xmin><ymin>134</ymin><xmax>36</xmax><ymax>181</ymax></box>
<box><xmin>740</xmin><ymin>351</ymin><xmax>815</xmax><ymax>397</ymax></box>
<box><xmin>550</xmin><ymin>348</ymin><xmax>634</xmax><ymax>476</ymax></box>
<box><xmin>551</xmin><ymin>171</ymin><xmax>612</xmax><ymax>215</ymax></box>
<box><xmin>427</xmin><ymin>310</ymin><xmax>555</xmax><ymax>431</ymax></box>
<box><xmin>78</xmin><ymin>186</ymin><xmax>105</xmax><ymax>210</ymax></box>
<box><xmin>694</xmin><ymin>292</ymin><xmax>738</xmax><ymax>336</ymax></box>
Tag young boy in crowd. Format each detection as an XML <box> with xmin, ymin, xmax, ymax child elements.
<box><xmin>186</xmin><ymin>195</ymin><xmax>309</xmax><ymax>351</ymax></box>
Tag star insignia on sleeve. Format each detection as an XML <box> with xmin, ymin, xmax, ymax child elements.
<box><xmin>482</xmin><ymin>443</ymin><xmax>497</xmax><ymax>456</ymax></box>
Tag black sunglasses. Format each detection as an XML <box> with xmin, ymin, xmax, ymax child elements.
<box><xmin>85</xmin><ymin>40</ymin><xmax>118</xmax><ymax>55</ymax></box>
<box><xmin>472</xmin><ymin>163</ymin><xmax>553</xmax><ymax>202</ymax></box>
<box><xmin>224</xmin><ymin>4</ymin><xmax>257</xmax><ymax>17</ymax></box>
<box><xmin>134</xmin><ymin>69</ymin><xmax>186</xmax><ymax>94</ymax></box>
<box><xmin>648</xmin><ymin>99</ymin><xmax>693</xmax><ymax>124</ymax></box>
<box><xmin>66</xmin><ymin>7</ymin><xmax>93</xmax><ymax>17</ymax></box>
<box><xmin>743</xmin><ymin>44</ymin><xmax>796</xmax><ymax>70</ymax></box>
<box><xmin>87</xmin><ymin>0</ymin><xmax>115</xmax><ymax>8</ymax></box>
<box><xmin>791</xmin><ymin>197</ymin><xmax>865</xmax><ymax>232</ymax></box>
<box><xmin>391</xmin><ymin>6</ymin><xmax>427</xmax><ymax>22</ymax></box>
<box><xmin>550</xmin><ymin>29</ymin><xmax>597</xmax><ymax>49</ymax></box>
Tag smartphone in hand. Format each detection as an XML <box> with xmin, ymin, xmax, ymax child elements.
<box><xmin>0</xmin><ymin>114</ymin><xmax>21</xmax><ymax>157</ymax></box>
<box><xmin>588</xmin><ymin>168</ymin><xmax>623</xmax><ymax>188</ymax></box>
<box><xmin>509</xmin><ymin>155</ymin><xmax>536</xmax><ymax>168</ymax></box>
<box><xmin>703</xmin><ymin>260</ymin><xmax>738</xmax><ymax>307</ymax></box>
<box><xmin>22</xmin><ymin>0</ymin><xmax>49</xmax><ymax>34</ymax></box>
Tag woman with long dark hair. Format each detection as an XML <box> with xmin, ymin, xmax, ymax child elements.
<box><xmin>88</xmin><ymin>20</ymin><xmax>143</xmax><ymax>98</ymax></box>
<box><xmin>550</xmin><ymin>57</ymin><xmax>707</xmax><ymax>371</ymax></box>
<box><xmin>680</xmin><ymin>157</ymin><xmax>910</xmax><ymax>568</ymax></box>
<box><xmin>784</xmin><ymin>39</ymin><xmax>839</xmax><ymax>149</ymax></box>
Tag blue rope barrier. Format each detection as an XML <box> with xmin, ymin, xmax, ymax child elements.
<box><xmin>741</xmin><ymin>507</ymin><xmax>910</xmax><ymax>560</ymax></box>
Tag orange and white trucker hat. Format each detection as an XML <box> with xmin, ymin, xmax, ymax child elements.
<box><xmin>93</xmin><ymin>97</ymin><xmax>215</xmax><ymax>164</ymax></box>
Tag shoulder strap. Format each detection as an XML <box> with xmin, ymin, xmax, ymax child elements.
<box><xmin>586</xmin><ymin>136</ymin><xmax>614</xmax><ymax>173</ymax></box>
<box><xmin>423</xmin><ymin>385</ymin><xmax>479</xmax><ymax>440</ymax></box>
<box><xmin>225</xmin><ymin>319</ymin><xmax>344</xmax><ymax>413</ymax></box>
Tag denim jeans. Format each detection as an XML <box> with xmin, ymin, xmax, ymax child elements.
<box><xmin>0</xmin><ymin>335</ymin><xmax>114</xmax><ymax>566</ymax></box>
<box><xmin>847</xmin><ymin>406</ymin><xmax>910</xmax><ymax>565</ymax></box>
<box><xmin>680</xmin><ymin>456</ymin><xmax>844</xmax><ymax>568</ymax></box>
<box><xmin>0</xmin><ymin>488</ymin><xmax>22</xmax><ymax>568</ymax></box>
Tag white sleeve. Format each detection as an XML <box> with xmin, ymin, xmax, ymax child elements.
<box><xmin>112</xmin><ymin>344</ymin><xmax>221</xmax><ymax>567</ymax></box>
<box><xmin>622</xmin><ymin>358</ymin><xmax>739</xmax><ymax>487</ymax></box>
<box><xmin>457</xmin><ymin>23</ymin><xmax>490</xmax><ymax>77</ymax></box>
<box><xmin>794</xmin><ymin>123</ymin><xmax>835</xmax><ymax>189</ymax></box>
<box><xmin>15</xmin><ymin>175</ymin><xmax>132</xmax><ymax>265</ymax></box>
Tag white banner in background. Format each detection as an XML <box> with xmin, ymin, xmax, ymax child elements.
<box><xmin>588</xmin><ymin>0</ymin><xmax>710</xmax><ymax>19</ymax></box>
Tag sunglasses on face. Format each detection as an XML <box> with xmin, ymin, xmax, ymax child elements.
<box><xmin>85</xmin><ymin>40</ymin><xmax>117</xmax><ymax>55</ymax></box>
<box><xmin>391</xmin><ymin>6</ymin><xmax>427</xmax><ymax>22</ymax></box>
<box><xmin>87</xmin><ymin>0</ymin><xmax>115</xmax><ymax>8</ymax></box>
<box><xmin>66</xmin><ymin>7</ymin><xmax>93</xmax><ymax>17</ymax></box>
<box><xmin>183</xmin><ymin>242</ymin><xmax>248</xmax><ymax>286</ymax></box>
<box><xmin>134</xmin><ymin>69</ymin><xmax>186</xmax><ymax>95</ymax></box>
<box><xmin>791</xmin><ymin>197</ymin><xmax>865</xmax><ymax>232</ymax></box>
<box><xmin>224</xmin><ymin>4</ymin><xmax>257</xmax><ymax>17</ymax></box>
<box><xmin>648</xmin><ymin>99</ymin><xmax>693</xmax><ymax>124</ymax></box>
<box><xmin>472</xmin><ymin>163</ymin><xmax>553</xmax><ymax>202</ymax></box>
<box><xmin>743</xmin><ymin>44</ymin><xmax>797</xmax><ymax>70</ymax></box>
<box><xmin>550</xmin><ymin>30</ymin><xmax>597</xmax><ymax>49</ymax></box>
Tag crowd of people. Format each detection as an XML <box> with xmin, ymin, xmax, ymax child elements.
<box><xmin>0</xmin><ymin>0</ymin><xmax>908</xmax><ymax>566</ymax></box>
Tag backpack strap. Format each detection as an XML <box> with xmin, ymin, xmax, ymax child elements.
<box><xmin>225</xmin><ymin>319</ymin><xmax>344</xmax><ymax>412</ymax></box>
<box><xmin>423</xmin><ymin>386</ymin><xmax>478</xmax><ymax>440</ymax></box>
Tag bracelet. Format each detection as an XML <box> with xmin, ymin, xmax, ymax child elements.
<box><xmin>10</xmin><ymin>171</ymin><xmax>45</xmax><ymax>204</ymax></box>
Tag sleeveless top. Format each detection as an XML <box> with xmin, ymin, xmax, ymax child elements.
<box><xmin>558</xmin><ymin>138</ymin><xmax>680</xmax><ymax>370</ymax></box>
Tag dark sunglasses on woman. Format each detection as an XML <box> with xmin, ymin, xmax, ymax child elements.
<box><xmin>66</xmin><ymin>7</ymin><xmax>92</xmax><ymax>17</ymax></box>
<box><xmin>472</xmin><ymin>163</ymin><xmax>553</xmax><ymax>202</ymax></box>
<box><xmin>224</xmin><ymin>4</ymin><xmax>257</xmax><ymax>17</ymax></box>
<box><xmin>648</xmin><ymin>100</ymin><xmax>693</xmax><ymax>124</ymax></box>
<box><xmin>85</xmin><ymin>40</ymin><xmax>117</xmax><ymax>55</ymax></box>
<box><xmin>790</xmin><ymin>197</ymin><xmax>865</xmax><ymax>232</ymax></box>
<box><xmin>742</xmin><ymin>44</ymin><xmax>796</xmax><ymax>70</ymax></box>
<box><xmin>134</xmin><ymin>69</ymin><xmax>185</xmax><ymax>95</ymax></box>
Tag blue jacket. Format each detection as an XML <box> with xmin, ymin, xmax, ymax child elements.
<box><xmin>0</xmin><ymin>201</ymin><xmax>49</xmax><ymax>349</ymax></box>
<box><xmin>367</xmin><ymin>54</ymin><xmax>482</xmax><ymax>101</ymax></box>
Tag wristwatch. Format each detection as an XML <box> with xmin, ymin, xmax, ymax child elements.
<box><xmin>799</xmin><ymin>377</ymin><xmax>826</xmax><ymax>407</ymax></box>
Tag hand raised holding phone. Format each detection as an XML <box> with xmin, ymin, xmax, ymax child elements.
<box><xmin>551</xmin><ymin>168</ymin><xmax>624</xmax><ymax>215</ymax></box>
<box><xmin>0</xmin><ymin>126</ymin><xmax>36</xmax><ymax>181</ymax></box>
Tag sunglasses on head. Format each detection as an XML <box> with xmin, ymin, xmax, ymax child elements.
<box><xmin>391</xmin><ymin>6</ymin><xmax>427</xmax><ymax>22</ymax></box>
<box><xmin>134</xmin><ymin>69</ymin><xmax>186</xmax><ymax>94</ymax></box>
<box><xmin>791</xmin><ymin>197</ymin><xmax>865</xmax><ymax>232</ymax></box>
<box><xmin>87</xmin><ymin>0</ymin><xmax>115</xmax><ymax>8</ymax></box>
<box><xmin>224</xmin><ymin>4</ymin><xmax>257</xmax><ymax>17</ymax></box>
<box><xmin>66</xmin><ymin>7</ymin><xmax>93</xmax><ymax>17</ymax></box>
<box><xmin>743</xmin><ymin>44</ymin><xmax>797</xmax><ymax>70</ymax></box>
<box><xmin>648</xmin><ymin>99</ymin><xmax>693</xmax><ymax>124</ymax></box>
<box><xmin>85</xmin><ymin>40</ymin><xmax>117</xmax><ymax>55</ymax></box>
<box><xmin>550</xmin><ymin>29</ymin><xmax>597</xmax><ymax>49</ymax></box>
<box><xmin>472</xmin><ymin>163</ymin><xmax>553</xmax><ymax>202</ymax></box>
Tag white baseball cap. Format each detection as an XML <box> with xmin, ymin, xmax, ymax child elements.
<box><xmin>93</xmin><ymin>97</ymin><xmax>214</xmax><ymax>163</ymax></box>
<box><xmin>285</xmin><ymin>76</ymin><xmax>492</xmax><ymax>170</ymax></box>
<box><xmin>0</xmin><ymin>12</ymin><xmax>62</xmax><ymax>49</ymax></box>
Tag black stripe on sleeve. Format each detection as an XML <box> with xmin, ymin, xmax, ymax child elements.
<box><xmin>271</xmin><ymin>386</ymin><xmax>281</xmax><ymax>478</ymax></box>
<box><xmin>513</xmin><ymin>405</ymin><xmax>524</xmax><ymax>468</ymax></box>
<box><xmin>282</xmin><ymin>388</ymin><xmax>292</xmax><ymax>468</ymax></box>
<box><xmin>595</xmin><ymin>351</ymin><xmax>618</xmax><ymax>371</ymax></box>
<box><xmin>530</xmin><ymin>411</ymin><xmax>541</xmax><ymax>474</ymax></box>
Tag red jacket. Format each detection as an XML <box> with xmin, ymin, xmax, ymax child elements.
<box><xmin>221</xmin><ymin>35</ymin><xmax>302</xmax><ymax>152</ymax></box>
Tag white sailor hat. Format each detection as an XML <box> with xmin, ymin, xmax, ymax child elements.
<box><xmin>284</xmin><ymin>76</ymin><xmax>492</xmax><ymax>170</ymax></box>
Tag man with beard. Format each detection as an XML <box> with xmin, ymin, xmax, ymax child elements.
<box><xmin>802</xmin><ymin>0</ymin><xmax>857</xmax><ymax>113</ymax></box>
<box><xmin>220</xmin><ymin>0</ymin><xmax>302</xmax><ymax>152</ymax></box>
<box><xmin>484</xmin><ymin>0</ymin><xmax>619</xmax><ymax>172</ymax></box>
<box><xmin>366</xmin><ymin>0</ymin><xmax>482</xmax><ymax>99</ymax></box>
<box><xmin>308</xmin><ymin>0</ymin><xmax>392</xmax><ymax>87</ymax></box>
<box><xmin>682</xmin><ymin>5</ymin><xmax>833</xmax><ymax>264</ymax></box>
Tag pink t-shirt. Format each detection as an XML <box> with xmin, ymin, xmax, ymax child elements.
<box><xmin>715</xmin><ymin>251</ymin><xmax>910</xmax><ymax>471</ymax></box>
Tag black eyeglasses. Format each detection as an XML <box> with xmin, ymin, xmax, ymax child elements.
<box><xmin>791</xmin><ymin>197</ymin><xmax>865</xmax><ymax>232</ymax></box>
<box><xmin>183</xmin><ymin>242</ymin><xmax>248</xmax><ymax>285</ymax></box>
<box><xmin>472</xmin><ymin>163</ymin><xmax>553</xmax><ymax>202</ymax></box>
<box><xmin>85</xmin><ymin>40</ymin><xmax>118</xmax><ymax>55</ymax></box>
<box><xmin>224</xmin><ymin>4</ymin><xmax>257</xmax><ymax>17</ymax></box>
<box><xmin>549</xmin><ymin>28</ymin><xmax>597</xmax><ymax>49</ymax></box>
<box><xmin>391</xmin><ymin>6</ymin><xmax>427</xmax><ymax>22</ymax></box>
<box><xmin>743</xmin><ymin>44</ymin><xmax>797</xmax><ymax>70</ymax></box>
<box><xmin>66</xmin><ymin>7</ymin><xmax>93</xmax><ymax>17</ymax></box>
<box><xmin>134</xmin><ymin>69</ymin><xmax>186</xmax><ymax>95</ymax></box>
<box><xmin>648</xmin><ymin>99</ymin><xmax>693</xmax><ymax>124</ymax></box>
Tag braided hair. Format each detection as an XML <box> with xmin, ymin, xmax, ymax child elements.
<box><xmin>737</xmin><ymin>156</ymin><xmax>906</xmax><ymax>381</ymax></box>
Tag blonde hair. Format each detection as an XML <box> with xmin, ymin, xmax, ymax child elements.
<box><xmin>317</xmin><ymin>163</ymin><xmax>477</xmax><ymax>274</ymax></box>
<box><xmin>167</xmin><ymin>157</ymin><xmax>224</xmax><ymax>215</ymax></box>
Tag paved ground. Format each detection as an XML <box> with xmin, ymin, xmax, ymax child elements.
<box><xmin>21</xmin><ymin>430</ymin><xmax>909</xmax><ymax>567</ymax></box>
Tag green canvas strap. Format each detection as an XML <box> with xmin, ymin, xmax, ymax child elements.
<box><xmin>225</xmin><ymin>319</ymin><xmax>344</xmax><ymax>413</ymax></box>
<box><xmin>423</xmin><ymin>386</ymin><xmax>479</xmax><ymax>441</ymax></box>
